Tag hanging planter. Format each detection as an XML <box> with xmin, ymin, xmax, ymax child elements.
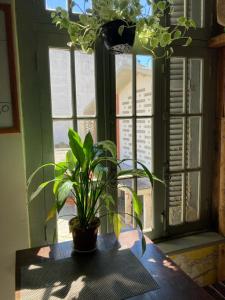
<box><xmin>51</xmin><ymin>0</ymin><xmax>196</xmax><ymax>57</ymax></box>
<box><xmin>101</xmin><ymin>20</ymin><xmax>136</xmax><ymax>54</ymax></box>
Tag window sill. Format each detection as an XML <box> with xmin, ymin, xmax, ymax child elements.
<box><xmin>156</xmin><ymin>232</ymin><xmax>225</xmax><ymax>255</ymax></box>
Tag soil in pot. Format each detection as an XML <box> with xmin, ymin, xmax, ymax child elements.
<box><xmin>69</xmin><ymin>217</ymin><xmax>100</xmax><ymax>253</ymax></box>
<box><xmin>101</xmin><ymin>19</ymin><xmax>136</xmax><ymax>54</ymax></box>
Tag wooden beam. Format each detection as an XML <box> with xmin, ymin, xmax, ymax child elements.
<box><xmin>219</xmin><ymin>118</ymin><xmax>225</xmax><ymax>236</ymax></box>
<box><xmin>209</xmin><ymin>34</ymin><xmax>225</xmax><ymax>48</ymax></box>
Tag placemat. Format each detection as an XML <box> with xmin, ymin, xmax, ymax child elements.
<box><xmin>20</xmin><ymin>248</ymin><xmax>159</xmax><ymax>300</ymax></box>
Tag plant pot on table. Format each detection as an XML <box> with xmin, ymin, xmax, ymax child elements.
<box><xmin>101</xmin><ymin>20</ymin><xmax>136</xmax><ymax>54</ymax></box>
<box><xmin>69</xmin><ymin>217</ymin><xmax>100</xmax><ymax>253</ymax></box>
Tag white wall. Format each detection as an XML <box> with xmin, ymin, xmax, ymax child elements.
<box><xmin>0</xmin><ymin>0</ymin><xmax>29</xmax><ymax>299</ymax></box>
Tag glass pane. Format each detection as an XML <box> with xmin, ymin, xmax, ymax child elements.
<box><xmin>118</xmin><ymin>178</ymin><xmax>134</xmax><ymax>228</ymax></box>
<box><xmin>170</xmin><ymin>57</ymin><xmax>185</xmax><ymax>114</ymax></box>
<box><xmin>170</xmin><ymin>0</ymin><xmax>203</xmax><ymax>28</ymax></box>
<box><xmin>187</xmin><ymin>59</ymin><xmax>203</xmax><ymax>114</ymax></box>
<box><xmin>188</xmin><ymin>0</ymin><xmax>203</xmax><ymax>28</ymax></box>
<box><xmin>77</xmin><ymin>119</ymin><xmax>97</xmax><ymax>142</ymax></box>
<box><xmin>136</xmin><ymin>55</ymin><xmax>153</xmax><ymax>116</ymax></box>
<box><xmin>117</xmin><ymin>119</ymin><xmax>133</xmax><ymax>168</ymax></box>
<box><xmin>169</xmin><ymin>173</ymin><xmax>184</xmax><ymax>225</ymax></box>
<box><xmin>187</xmin><ymin>117</ymin><xmax>201</xmax><ymax>168</ymax></box>
<box><xmin>138</xmin><ymin>178</ymin><xmax>153</xmax><ymax>231</ymax></box>
<box><xmin>186</xmin><ymin>172</ymin><xmax>200</xmax><ymax>222</ymax></box>
<box><xmin>45</xmin><ymin>0</ymin><xmax>67</xmax><ymax>11</ymax></box>
<box><xmin>169</xmin><ymin>118</ymin><xmax>185</xmax><ymax>171</ymax></box>
<box><xmin>140</xmin><ymin>0</ymin><xmax>152</xmax><ymax>16</ymax></box>
<box><xmin>116</xmin><ymin>55</ymin><xmax>133</xmax><ymax>116</ymax></box>
<box><xmin>53</xmin><ymin>120</ymin><xmax>73</xmax><ymax>163</ymax></box>
<box><xmin>49</xmin><ymin>49</ymin><xmax>72</xmax><ymax>117</ymax></box>
<box><xmin>0</xmin><ymin>42</ymin><xmax>13</xmax><ymax>128</ymax></box>
<box><xmin>72</xmin><ymin>0</ymin><xmax>92</xmax><ymax>14</ymax></box>
<box><xmin>75</xmin><ymin>51</ymin><xmax>96</xmax><ymax>116</ymax></box>
<box><xmin>137</xmin><ymin>118</ymin><xmax>152</xmax><ymax>171</ymax></box>
<box><xmin>58</xmin><ymin>201</ymin><xmax>76</xmax><ymax>242</ymax></box>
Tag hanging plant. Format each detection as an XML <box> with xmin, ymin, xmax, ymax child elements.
<box><xmin>51</xmin><ymin>0</ymin><xmax>196</xmax><ymax>56</ymax></box>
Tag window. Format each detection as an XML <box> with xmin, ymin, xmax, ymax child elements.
<box><xmin>16</xmin><ymin>0</ymin><xmax>215</xmax><ymax>245</ymax></box>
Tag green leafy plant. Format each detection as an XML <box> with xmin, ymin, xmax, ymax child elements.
<box><xmin>51</xmin><ymin>0</ymin><xmax>196</xmax><ymax>57</ymax></box>
<box><xmin>28</xmin><ymin>129</ymin><xmax>162</xmax><ymax>254</ymax></box>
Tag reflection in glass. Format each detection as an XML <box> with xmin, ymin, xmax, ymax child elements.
<box><xmin>75</xmin><ymin>52</ymin><xmax>96</xmax><ymax>116</ymax></box>
<box><xmin>136</xmin><ymin>55</ymin><xmax>153</xmax><ymax>116</ymax></box>
<box><xmin>77</xmin><ymin>119</ymin><xmax>97</xmax><ymax>143</ymax></box>
<box><xmin>187</xmin><ymin>117</ymin><xmax>201</xmax><ymax>168</ymax></box>
<box><xmin>72</xmin><ymin>0</ymin><xmax>92</xmax><ymax>14</ymax></box>
<box><xmin>49</xmin><ymin>49</ymin><xmax>72</xmax><ymax>117</ymax></box>
<box><xmin>187</xmin><ymin>59</ymin><xmax>203</xmax><ymax>114</ymax></box>
<box><xmin>186</xmin><ymin>172</ymin><xmax>200</xmax><ymax>222</ymax></box>
<box><xmin>116</xmin><ymin>55</ymin><xmax>133</xmax><ymax>116</ymax></box>
<box><xmin>169</xmin><ymin>173</ymin><xmax>184</xmax><ymax>225</ymax></box>
<box><xmin>53</xmin><ymin>120</ymin><xmax>73</xmax><ymax>163</ymax></box>
<box><xmin>137</xmin><ymin>118</ymin><xmax>152</xmax><ymax>171</ymax></box>
<box><xmin>117</xmin><ymin>119</ymin><xmax>133</xmax><ymax>169</ymax></box>
<box><xmin>45</xmin><ymin>0</ymin><xmax>67</xmax><ymax>11</ymax></box>
<box><xmin>169</xmin><ymin>118</ymin><xmax>185</xmax><ymax>171</ymax></box>
<box><xmin>170</xmin><ymin>57</ymin><xmax>185</xmax><ymax>114</ymax></box>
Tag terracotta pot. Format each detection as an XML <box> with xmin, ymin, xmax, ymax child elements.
<box><xmin>101</xmin><ymin>19</ymin><xmax>136</xmax><ymax>54</ymax></box>
<box><xmin>69</xmin><ymin>217</ymin><xmax>100</xmax><ymax>252</ymax></box>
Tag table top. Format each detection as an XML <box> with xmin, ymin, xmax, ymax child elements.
<box><xmin>16</xmin><ymin>230</ymin><xmax>212</xmax><ymax>300</ymax></box>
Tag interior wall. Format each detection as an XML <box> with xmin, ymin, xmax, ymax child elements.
<box><xmin>0</xmin><ymin>0</ymin><xmax>29</xmax><ymax>299</ymax></box>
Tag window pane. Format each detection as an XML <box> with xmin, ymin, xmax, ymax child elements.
<box><xmin>75</xmin><ymin>51</ymin><xmax>96</xmax><ymax>116</ymax></box>
<box><xmin>72</xmin><ymin>0</ymin><xmax>92</xmax><ymax>14</ymax></box>
<box><xmin>49</xmin><ymin>49</ymin><xmax>72</xmax><ymax>117</ymax></box>
<box><xmin>116</xmin><ymin>55</ymin><xmax>133</xmax><ymax>116</ymax></box>
<box><xmin>136</xmin><ymin>55</ymin><xmax>153</xmax><ymax>116</ymax></box>
<box><xmin>137</xmin><ymin>118</ymin><xmax>152</xmax><ymax>171</ymax></box>
<box><xmin>45</xmin><ymin>0</ymin><xmax>67</xmax><ymax>11</ymax></box>
<box><xmin>137</xmin><ymin>178</ymin><xmax>153</xmax><ymax>231</ymax></box>
<box><xmin>117</xmin><ymin>119</ymin><xmax>133</xmax><ymax>167</ymax></box>
<box><xmin>187</xmin><ymin>59</ymin><xmax>203</xmax><ymax>114</ymax></box>
<box><xmin>169</xmin><ymin>117</ymin><xmax>185</xmax><ymax>171</ymax></box>
<box><xmin>170</xmin><ymin>58</ymin><xmax>185</xmax><ymax>114</ymax></box>
<box><xmin>187</xmin><ymin>117</ymin><xmax>201</xmax><ymax>168</ymax></box>
<box><xmin>53</xmin><ymin>120</ymin><xmax>73</xmax><ymax>163</ymax></box>
<box><xmin>170</xmin><ymin>0</ymin><xmax>203</xmax><ymax>28</ymax></box>
<box><xmin>186</xmin><ymin>172</ymin><xmax>200</xmax><ymax>222</ymax></box>
<box><xmin>169</xmin><ymin>173</ymin><xmax>184</xmax><ymax>225</ymax></box>
<box><xmin>77</xmin><ymin>119</ymin><xmax>97</xmax><ymax>142</ymax></box>
<box><xmin>118</xmin><ymin>178</ymin><xmax>134</xmax><ymax>228</ymax></box>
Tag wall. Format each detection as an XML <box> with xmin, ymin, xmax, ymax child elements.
<box><xmin>0</xmin><ymin>0</ymin><xmax>29</xmax><ymax>299</ymax></box>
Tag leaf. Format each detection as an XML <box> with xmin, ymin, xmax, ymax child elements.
<box><xmin>118</xmin><ymin>25</ymin><xmax>125</xmax><ymax>36</ymax></box>
<box><xmin>66</xmin><ymin>150</ymin><xmax>77</xmax><ymax>171</ymax></box>
<box><xmin>83</xmin><ymin>131</ymin><xmax>94</xmax><ymax>162</ymax></box>
<box><xmin>68</xmin><ymin>128</ymin><xmax>85</xmax><ymax>166</ymax></box>
<box><xmin>141</xmin><ymin>235</ymin><xmax>146</xmax><ymax>256</ymax></box>
<box><xmin>184</xmin><ymin>37</ymin><xmax>192</xmax><ymax>47</ymax></box>
<box><xmin>27</xmin><ymin>163</ymin><xmax>55</xmax><ymax>187</ymax></box>
<box><xmin>113</xmin><ymin>213</ymin><xmax>122</xmax><ymax>239</ymax></box>
<box><xmin>57</xmin><ymin>181</ymin><xmax>74</xmax><ymax>205</ymax></box>
<box><xmin>30</xmin><ymin>179</ymin><xmax>57</xmax><ymax>202</ymax></box>
<box><xmin>98</xmin><ymin>140</ymin><xmax>117</xmax><ymax>158</ymax></box>
<box><xmin>46</xmin><ymin>203</ymin><xmax>57</xmax><ymax>222</ymax></box>
<box><xmin>174</xmin><ymin>30</ymin><xmax>181</xmax><ymax>39</ymax></box>
<box><xmin>55</xmin><ymin>162</ymin><xmax>68</xmax><ymax>177</ymax></box>
<box><xmin>117</xmin><ymin>169</ymin><xmax>146</xmax><ymax>178</ymax></box>
<box><xmin>118</xmin><ymin>185</ymin><xmax>143</xmax><ymax>216</ymax></box>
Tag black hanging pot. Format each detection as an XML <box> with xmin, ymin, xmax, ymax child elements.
<box><xmin>101</xmin><ymin>19</ymin><xmax>136</xmax><ymax>54</ymax></box>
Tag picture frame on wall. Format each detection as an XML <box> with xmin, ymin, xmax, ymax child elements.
<box><xmin>0</xmin><ymin>4</ymin><xmax>20</xmax><ymax>134</ymax></box>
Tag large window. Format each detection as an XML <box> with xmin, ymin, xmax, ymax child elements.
<box><xmin>16</xmin><ymin>0</ymin><xmax>215</xmax><ymax>245</ymax></box>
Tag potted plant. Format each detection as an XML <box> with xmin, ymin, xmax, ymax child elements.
<box><xmin>28</xmin><ymin>129</ymin><xmax>162</xmax><ymax>254</ymax></box>
<box><xmin>51</xmin><ymin>0</ymin><xmax>196</xmax><ymax>56</ymax></box>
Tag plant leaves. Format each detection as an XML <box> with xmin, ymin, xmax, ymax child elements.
<box><xmin>113</xmin><ymin>213</ymin><xmax>122</xmax><ymax>239</ymax></box>
<box><xmin>118</xmin><ymin>25</ymin><xmax>125</xmax><ymax>36</ymax></box>
<box><xmin>57</xmin><ymin>181</ymin><xmax>74</xmax><ymax>205</ymax></box>
<box><xmin>46</xmin><ymin>203</ymin><xmax>57</xmax><ymax>222</ymax></box>
<box><xmin>66</xmin><ymin>150</ymin><xmax>77</xmax><ymax>171</ymax></box>
<box><xmin>30</xmin><ymin>179</ymin><xmax>57</xmax><ymax>202</ymax></box>
<box><xmin>184</xmin><ymin>37</ymin><xmax>192</xmax><ymax>47</ymax></box>
<box><xmin>141</xmin><ymin>235</ymin><xmax>146</xmax><ymax>256</ymax></box>
<box><xmin>68</xmin><ymin>128</ymin><xmax>85</xmax><ymax>166</ymax></box>
<box><xmin>27</xmin><ymin>163</ymin><xmax>55</xmax><ymax>187</ymax></box>
<box><xmin>118</xmin><ymin>185</ymin><xmax>143</xmax><ymax>216</ymax></box>
<box><xmin>98</xmin><ymin>140</ymin><xmax>117</xmax><ymax>158</ymax></box>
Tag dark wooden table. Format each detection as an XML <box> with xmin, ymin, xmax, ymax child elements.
<box><xmin>16</xmin><ymin>230</ymin><xmax>212</xmax><ymax>299</ymax></box>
